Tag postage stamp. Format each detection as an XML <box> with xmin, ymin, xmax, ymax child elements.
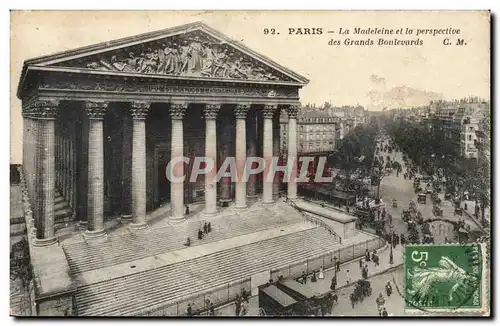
<box><xmin>404</xmin><ymin>243</ymin><xmax>488</xmax><ymax>315</ymax></box>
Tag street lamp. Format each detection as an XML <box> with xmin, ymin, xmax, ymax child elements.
<box><xmin>389</xmin><ymin>225</ymin><xmax>394</xmax><ymax>264</ymax></box>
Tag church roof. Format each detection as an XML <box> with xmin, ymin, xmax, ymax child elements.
<box><xmin>17</xmin><ymin>21</ymin><xmax>309</xmax><ymax>99</ymax></box>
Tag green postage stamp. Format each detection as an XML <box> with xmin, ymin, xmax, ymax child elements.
<box><xmin>404</xmin><ymin>243</ymin><xmax>488</xmax><ymax>315</ymax></box>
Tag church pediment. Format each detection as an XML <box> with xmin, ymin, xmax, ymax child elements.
<box><xmin>24</xmin><ymin>22</ymin><xmax>309</xmax><ymax>84</ymax></box>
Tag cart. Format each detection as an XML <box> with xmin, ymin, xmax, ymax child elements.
<box><xmin>433</xmin><ymin>205</ymin><xmax>443</xmax><ymax>216</ymax></box>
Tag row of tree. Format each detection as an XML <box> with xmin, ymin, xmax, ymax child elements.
<box><xmin>330</xmin><ymin>120</ymin><xmax>379</xmax><ymax>181</ymax></box>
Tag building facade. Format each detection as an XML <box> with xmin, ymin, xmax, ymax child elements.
<box><xmin>17</xmin><ymin>22</ymin><xmax>309</xmax><ymax>248</ymax></box>
<box><xmin>430</xmin><ymin>98</ymin><xmax>487</xmax><ymax>159</ymax></box>
<box><xmin>280</xmin><ymin>105</ymin><xmax>366</xmax><ymax>156</ymax></box>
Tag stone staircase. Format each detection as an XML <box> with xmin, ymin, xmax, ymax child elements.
<box><xmin>74</xmin><ymin>227</ymin><xmax>340</xmax><ymax>316</ymax></box>
<box><xmin>63</xmin><ymin>210</ymin><xmax>303</xmax><ymax>274</ymax></box>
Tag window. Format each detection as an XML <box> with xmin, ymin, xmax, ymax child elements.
<box><xmin>469</xmin><ymin>127</ymin><xmax>474</xmax><ymax>132</ymax></box>
<box><xmin>300</xmin><ymin>134</ymin><xmax>304</xmax><ymax>139</ymax></box>
<box><xmin>468</xmin><ymin>135</ymin><xmax>472</xmax><ymax>141</ymax></box>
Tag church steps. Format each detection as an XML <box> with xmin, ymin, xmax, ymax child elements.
<box><xmin>75</xmin><ymin>228</ymin><xmax>337</xmax><ymax>315</ymax></box>
<box><xmin>75</xmin><ymin>229</ymin><xmax>325</xmax><ymax>301</ymax></box>
<box><xmin>75</xmin><ymin>229</ymin><xmax>329</xmax><ymax>302</ymax></box>
<box><xmin>77</xmin><ymin>243</ymin><xmax>331</xmax><ymax>316</ymax></box>
<box><xmin>64</xmin><ymin>215</ymin><xmax>302</xmax><ymax>273</ymax></box>
<box><xmin>80</xmin><ymin>241</ymin><xmax>333</xmax><ymax>316</ymax></box>
<box><xmin>75</xmin><ymin>230</ymin><xmax>322</xmax><ymax>302</ymax></box>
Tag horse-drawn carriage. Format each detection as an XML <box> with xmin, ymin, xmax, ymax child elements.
<box><xmin>402</xmin><ymin>209</ymin><xmax>411</xmax><ymax>222</ymax></box>
<box><xmin>431</xmin><ymin>192</ymin><xmax>441</xmax><ymax>205</ymax></box>
<box><xmin>351</xmin><ymin>280</ymin><xmax>372</xmax><ymax>305</ymax></box>
<box><xmin>433</xmin><ymin>204</ymin><xmax>443</xmax><ymax>216</ymax></box>
<box><xmin>416</xmin><ymin>211</ymin><xmax>424</xmax><ymax>224</ymax></box>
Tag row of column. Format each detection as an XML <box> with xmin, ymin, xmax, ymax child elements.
<box><xmin>23</xmin><ymin>99</ymin><xmax>299</xmax><ymax>244</ymax></box>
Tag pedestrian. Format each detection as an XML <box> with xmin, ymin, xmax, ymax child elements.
<box><xmin>184</xmin><ymin>237</ymin><xmax>191</xmax><ymax>247</ymax></box>
<box><xmin>198</xmin><ymin>229</ymin><xmax>203</xmax><ymax>240</ymax></box>
<box><xmin>330</xmin><ymin>274</ymin><xmax>337</xmax><ymax>291</ymax></box>
<box><xmin>385</xmin><ymin>281</ymin><xmax>392</xmax><ymax>297</ymax></box>
<box><xmin>311</xmin><ymin>271</ymin><xmax>317</xmax><ymax>283</ymax></box>
<box><xmin>346</xmin><ymin>269</ymin><xmax>351</xmax><ymax>285</ymax></box>
<box><xmin>382</xmin><ymin>307</ymin><xmax>388</xmax><ymax>317</ymax></box>
<box><xmin>376</xmin><ymin>293</ymin><xmax>385</xmax><ymax>316</ymax></box>
<box><xmin>185</xmin><ymin>205</ymin><xmax>190</xmax><ymax>215</ymax></box>
<box><xmin>362</xmin><ymin>266</ymin><xmax>368</xmax><ymax>279</ymax></box>
<box><xmin>464</xmin><ymin>202</ymin><xmax>468</xmax><ymax>211</ymax></box>
<box><xmin>365</xmin><ymin>249</ymin><xmax>371</xmax><ymax>262</ymax></box>
<box><xmin>235</xmin><ymin>295</ymin><xmax>241</xmax><ymax>316</ymax></box>
<box><xmin>241</xmin><ymin>288</ymin><xmax>249</xmax><ymax>303</ymax></box>
<box><xmin>301</xmin><ymin>271</ymin><xmax>307</xmax><ymax>284</ymax></box>
<box><xmin>240</xmin><ymin>301</ymin><xmax>248</xmax><ymax>316</ymax></box>
<box><xmin>186</xmin><ymin>303</ymin><xmax>193</xmax><ymax>316</ymax></box>
<box><xmin>359</xmin><ymin>258</ymin><xmax>363</xmax><ymax>269</ymax></box>
<box><xmin>389</xmin><ymin>251</ymin><xmax>393</xmax><ymax>265</ymax></box>
<box><xmin>350</xmin><ymin>293</ymin><xmax>355</xmax><ymax>309</ymax></box>
<box><xmin>209</xmin><ymin>302</ymin><xmax>215</xmax><ymax>316</ymax></box>
<box><xmin>335</xmin><ymin>258</ymin><xmax>340</xmax><ymax>272</ymax></box>
<box><xmin>207</xmin><ymin>222</ymin><xmax>212</xmax><ymax>233</ymax></box>
<box><xmin>319</xmin><ymin>266</ymin><xmax>325</xmax><ymax>280</ymax></box>
<box><xmin>203</xmin><ymin>222</ymin><xmax>208</xmax><ymax>234</ymax></box>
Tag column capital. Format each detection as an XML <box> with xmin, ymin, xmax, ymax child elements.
<box><xmin>29</xmin><ymin>99</ymin><xmax>60</xmax><ymax>119</ymax></box>
<box><xmin>262</xmin><ymin>104</ymin><xmax>278</xmax><ymax>119</ymax></box>
<box><xmin>287</xmin><ymin>105</ymin><xmax>299</xmax><ymax>119</ymax></box>
<box><xmin>203</xmin><ymin>104</ymin><xmax>221</xmax><ymax>120</ymax></box>
<box><xmin>170</xmin><ymin>103</ymin><xmax>187</xmax><ymax>120</ymax></box>
<box><xmin>233</xmin><ymin>104</ymin><xmax>250</xmax><ymax>119</ymax></box>
<box><xmin>131</xmin><ymin>101</ymin><xmax>150</xmax><ymax>120</ymax></box>
<box><xmin>85</xmin><ymin>101</ymin><xmax>109</xmax><ymax>119</ymax></box>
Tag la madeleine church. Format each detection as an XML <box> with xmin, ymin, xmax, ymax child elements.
<box><xmin>16</xmin><ymin>21</ymin><xmax>310</xmax><ymax>315</ymax></box>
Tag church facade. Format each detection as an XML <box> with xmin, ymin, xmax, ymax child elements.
<box><xmin>17</xmin><ymin>22</ymin><xmax>309</xmax><ymax>246</ymax></box>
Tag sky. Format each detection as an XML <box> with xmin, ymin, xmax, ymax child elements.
<box><xmin>10</xmin><ymin>10</ymin><xmax>490</xmax><ymax>163</ymax></box>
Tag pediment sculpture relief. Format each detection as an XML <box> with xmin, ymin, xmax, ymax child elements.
<box><xmin>67</xmin><ymin>34</ymin><xmax>289</xmax><ymax>81</ymax></box>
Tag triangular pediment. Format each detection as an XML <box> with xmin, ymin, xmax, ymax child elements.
<box><xmin>25</xmin><ymin>22</ymin><xmax>308</xmax><ymax>84</ymax></box>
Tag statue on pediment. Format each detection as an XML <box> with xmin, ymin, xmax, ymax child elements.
<box><xmin>79</xmin><ymin>35</ymin><xmax>285</xmax><ymax>81</ymax></box>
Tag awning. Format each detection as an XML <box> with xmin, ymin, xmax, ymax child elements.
<box><xmin>261</xmin><ymin>285</ymin><xmax>297</xmax><ymax>308</ymax></box>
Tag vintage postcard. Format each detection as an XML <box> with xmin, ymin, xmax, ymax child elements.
<box><xmin>9</xmin><ymin>10</ymin><xmax>491</xmax><ymax>317</ymax></box>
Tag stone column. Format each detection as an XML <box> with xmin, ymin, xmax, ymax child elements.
<box><xmin>130</xmin><ymin>101</ymin><xmax>150</xmax><ymax>229</ymax></box>
<box><xmin>32</xmin><ymin>100</ymin><xmax>59</xmax><ymax>246</ymax></box>
<box><xmin>85</xmin><ymin>101</ymin><xmax>108</xmax><ymax>237</ymax></box>
<box><xmin>234</xmin><ymin>104</ymin><xmax>249</xmax><ymax>209</ymax></box>
<box><xmin>272</xmin><ymin>110</ymin><xmax>281</xmax><ymax>199</ymax></box>
<box><xmin>203</xmin><ymin>104</ymin><xmax>220</xmax><ymax>216</ymax></box>
<box><xmin>246</xmin><ymin>110</ymin><xmax>258</xmax><ymax>198</ymax></box>
<box><xmin>219</xmin><ymin>113</ymin><xmax>232</xmax><ymax>204</ymax></box>
<box><xmin>169</xmin><ymin>103</ymin><xmax>187</xmax><ymax>220</ymax></box>
<box><xmin>287</xmin><ymin>105</ymin><xmax>299</xmax><ymax>199</ymax></box>
<box><xmin>262</xmin><ymin>105</ymin><xmax>277</xmax><ymax>204</ymax></box>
